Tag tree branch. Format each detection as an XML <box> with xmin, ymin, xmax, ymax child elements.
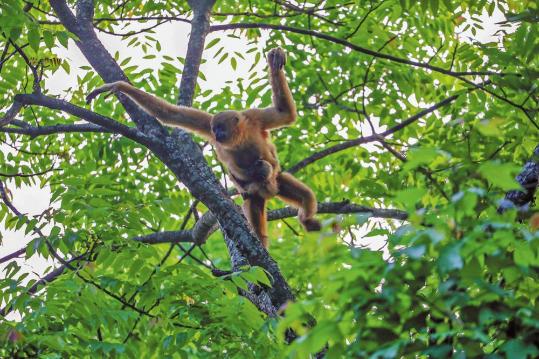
<box><xmin>133</xmin><ymin>201</ymin><xmax>407</xmax><ymax>245</ymax></box>
<box><xmin>209</xmin><ymin>22</ymin><xmax>516</xmax><ymax>79</ymax></box>
<box><xmin>1</xmin><ymin>122</ymin><xmax>111</xmax><ymax>137</ymax></box>
<box><xmin>50</xmin><ymin>0</ymin><xmax>162</xmax><ymax>131</ymax></box>
<box><xmin>11</xmin><ymin>93</ymin><xmax>146</xmax><ymax>143</ymax></box>
<box><xmin>176</xmin><ymin>0</ymin><xmax>296</xmax><ymax>314</ymax></box>
<box><xmin>0</xmin><ymin>102</ymin><xmax>23</xmax><ymax>128</ymax></box>
<box><xmin>288</xmin><ymin>88</ymin><xmax>478</xmax><ymax>174</ymax></box>
<box><xmin>177</xmin><ymin>0</ymin><xmax>217</xmax><ymax>107</ymax></box>
<box><xmin>0</xmin><ymin>163</ymin><xmax>60</xmax><ymax>178</ymax></box>
<box><xmin>0</xmin><ymin>248</ymin><xmax>25</xmax><ymax>264</ymax></box>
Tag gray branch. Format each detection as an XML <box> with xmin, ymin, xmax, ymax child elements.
<box><xmin>10</xmin><ymin>93</ymin><xmax>146</xmax><ymax>143</ymax></box>
<box><xmin>133</xmin><ymin>201</ymin><xmax>407</xmax><ymax>245</ymax></box>
<box><xmin>178</xmin><ymin>0</ymin><xmax>217</xmax><ymax>107</ymax></box>
<box><xmin>1</xmin><ymin>123</ymin><xmax>111</xmax><ymax>137</ymax></box>
<box><xmin>287</xmin><ymin>92</ymin><xmax>466</xmax><ymax>174</ymax></box>
<box><xmin>0</xmin><ymin>101</ymin><xmax>22</xmax><ymax>127</ymax></box>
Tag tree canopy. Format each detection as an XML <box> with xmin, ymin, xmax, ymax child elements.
<box><xmin>1</xmin><ymin>0</ymin><xmax>538</xmax><ymax>357</ymax></box>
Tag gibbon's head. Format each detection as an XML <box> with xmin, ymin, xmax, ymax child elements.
<box><xmin>211</xmin><ymin>110</ymin><xmax>245</xmax><ymax>146</ymax></box>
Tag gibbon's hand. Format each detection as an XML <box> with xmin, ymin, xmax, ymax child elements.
<box><xmin>86</xmin><ymin>81</ymin><xmax>125</xmax><ymax>104</ymax></box>
<box><xmin>267</xmin><ymin>47</ymin><xmax>286</xmax><ymax>71</ymax></box>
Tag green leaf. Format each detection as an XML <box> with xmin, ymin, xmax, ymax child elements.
<box><xmin>205</xmin><ymin>38</ymin><xmax>220</xmax><ymax>49</ymax></box>
<box><xmin>43</xmin><ymin>30</ymin><xmax>55</xmax><ymax>49</ymax></box>
<box><xmin>500</xmin><ymin>339</ymin><xmax>539</xmax><ymax>359</ymax></box>
<box><xmin>478</xmin><ymin>161</ymin><xmax>521</xmax><ymax>190</ymax></box>
<box><xmin>514</xmin><ymin>241</ymin><xmax>535</xmax><ymax>267</ymax></box>
<box><xmin>394</xmin><ymin>187</ymin><xmax>427</xmax><ymax>209</ymax></box>
<box><xmin>438</xmin><ymin>243</ymin><xmax>463</xmax><ymax>273</ymax></box>
<box><xmin>27</xmin><ymin>26</ymin><xmax>40</xmax><ymax>52</ymax></box>
<box><xmin>476</xmin><ymin>117</ymin><xmax>504</xmax><ymax>137</ymax></box>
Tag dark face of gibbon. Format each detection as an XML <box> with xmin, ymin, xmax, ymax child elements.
<box><xmin>211</xmin><ymin>111</ymin><xmax>241</xmax><ymax>144</ymax></box>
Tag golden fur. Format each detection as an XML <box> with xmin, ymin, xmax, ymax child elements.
<box><xmin>86</xmin><ymin>47</ymin><xmax>320</xmax><ymax>248</ymax></box>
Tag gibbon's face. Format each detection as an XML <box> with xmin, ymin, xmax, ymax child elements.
<box><xmin>211</xmin><ymin>111</ymin><xmax>241</xmax><ymax>144</ymax></box>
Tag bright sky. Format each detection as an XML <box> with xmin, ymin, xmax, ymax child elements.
<box><xmin>1</xmin><ymin>8</ymin><xmax>512</xmax><ymax>295</ymax></box>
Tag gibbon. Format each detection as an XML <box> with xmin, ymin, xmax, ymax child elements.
<box><xmin>86</xmin><ymin>47</ymin><xmax>320</xmax><ymax>248</ymax></box>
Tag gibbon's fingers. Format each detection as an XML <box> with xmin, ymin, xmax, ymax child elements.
<box><xmin>267</xmin><ymin>47</ymin><xmax>286</xmax><ymax>70</ymax></box>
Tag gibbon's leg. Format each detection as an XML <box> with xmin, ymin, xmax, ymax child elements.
<box><xmin>276</xmin><ymin>172</ymin><xmax>321</xmax><ymax>231</ymax></box>
<box><xmin>242</xmin><ymin>194</ymin><xmax>269</xmax><ymax>248</ymax></box>
<box><xmin>86</xmin><ymin>81</ymin><xmax>213</xmax><ymax>137</ymax></box>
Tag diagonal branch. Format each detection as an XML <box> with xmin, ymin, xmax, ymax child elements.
<box><xmin>0</xmin><ymin>248</ymin><xmax>26</xmax><ymax>264</ymax></box>
<box><xmin>0</xmin><ymin>102</ymin><xmax>23</xmax><ymax>128</ymax></box>
<box><xmin>288</xmin><ymin>86</ymin><xmax>483</xmax><ymax>174</ymax></box>
<box><xmin>11</xmin><ymin>93</ymin><xmax>146</xmax><ymax>143</ymax></box>
<box><xmin>176</xmin><ymin>0</ymin><xmax>294</xmax><ymax>315</ymax></box>
<box><xmin>211</xmin><ymin>23</ymin><xmax>538</xmax><ymax>129</ymax></box>
<box><xmin>50</xmin><ymin>0</ymin><xmax>162</xmax><ymax>131</ymax></box>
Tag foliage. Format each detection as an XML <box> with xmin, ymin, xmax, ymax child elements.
<box><xmin>1</xmin><ymin>0</ymin><xmax>538</xmax><ymax>357</ymax></box>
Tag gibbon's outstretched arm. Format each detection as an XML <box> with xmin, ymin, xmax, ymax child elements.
<box><xmin>86</xmin><ymin>81</ymin><xmax>213</xmax><ymax>137</ymax></box>
<box><xmin>244</xmin><ymin>47</ymin><xmax>297</xmax><ymax>130</ymax></box>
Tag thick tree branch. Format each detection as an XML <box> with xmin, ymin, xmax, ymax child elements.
<box><xmin>50</xmin><ymin>0</ymin><xmax>163</xmax><ymax>132</ymax></box>
<box><xmin>175</xmin><ymin>0</ymin><xmax>295</xmax><ymax>314</ymax></box>
<box><xmin>178</xmin><ymin>0</ymin><xmax>216</xmax><ymax>106</ymax></box>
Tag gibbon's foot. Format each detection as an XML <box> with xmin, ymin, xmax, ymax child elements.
<box><xmin>267</xmin><ymin>47</ymin><xmax>286</xmax><ymax>70</ymax></box>
<box><xmin>302</xmin><ymin>218</ymin><xmax>322</xmax><ymax>232</ymax></box>
<box><xmin>86</xmin><ymin>82</ymin><xmax>122</xmax><ymax>104</ymax></box>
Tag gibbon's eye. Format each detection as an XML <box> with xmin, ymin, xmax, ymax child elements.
<box><xmin>233</xmin><ymin>116</ymin><xmax>239</xmax><ymax>124</ymax></box>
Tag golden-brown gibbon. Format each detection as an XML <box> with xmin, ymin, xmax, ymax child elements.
<box><xmin>86</xmin><ymin>47</ymin><xmax>320</xmax><ymax>248</ymax></box>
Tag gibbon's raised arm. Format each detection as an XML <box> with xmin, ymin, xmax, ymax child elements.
<box><xmin>244</xmin><ymin>47</ymin><xmax>297</xmax><ymax>130</ymax></box>
<box><xmin>86</xmin><ymin>81</ymin><xmax>213</xmax><ymax>137</ymax></box>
